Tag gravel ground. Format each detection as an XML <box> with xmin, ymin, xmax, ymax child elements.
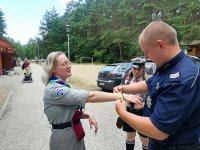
<box><xmin>0</xmin><ymin>63</ymin><xmax>142</xmax><ymax>150</ymax></box>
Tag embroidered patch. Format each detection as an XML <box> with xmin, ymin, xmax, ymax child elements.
<box><xmin>50</xmin><ymin>80</ymin><xmax>56</xmax><ymax>84</ymax></box>
<box><xmin>156</xmin><ymin>82</ymin><xmax>159</xmax><ymax>90</ymax></box>
<box><xmin>56</xmin><ymin>88</ymin><xmax>64</xmax><ymax>96</ymax></box>
<box><xmin>170</xmin><ymin>72</ymin><xmax>179</xmax><ymax>79</ymax></box>
<box><xmin>146</xmin><ymin>96</ymin><xmax>152</xmax><ymax>108</ymax></box>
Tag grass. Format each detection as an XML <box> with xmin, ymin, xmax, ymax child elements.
<box><xmin>67</xmin><ymin>76</ymin><xmax>100</xmax><ymax>91</ymax></box>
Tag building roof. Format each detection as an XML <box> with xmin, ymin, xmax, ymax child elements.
<box><xmin>0</xmin><ymin>38</ymin><xmax>15</xmax><ymax>53</ymax></box>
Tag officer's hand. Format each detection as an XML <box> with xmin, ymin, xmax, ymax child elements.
<box><xmin>115</xmin><ymin>99</ymin><xmax>127</xmax><ymax>115</ymax></box>
<box><xmin>113</xmin><ymin>85</ymin><xmax>123</xmax><ymax>93</ymax></box>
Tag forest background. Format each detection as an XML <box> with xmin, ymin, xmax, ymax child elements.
<box><xmin>0</xmin><ymin>0</ymin><xmax>200</xmax><ymax>63</ymax></box>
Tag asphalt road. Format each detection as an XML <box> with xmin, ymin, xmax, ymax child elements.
<box><xmin>0</xmin><ymin>63</ymin><xmax>142</xmax><ymax>150</ymax></box>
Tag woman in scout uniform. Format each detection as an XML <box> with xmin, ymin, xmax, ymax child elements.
<box><xmin>117</xmin><ymin>57</ymin><xmax>149</xmax><ymax>150</ymax></box>
<box><xmin>42</xmin><ymin>51</ymin><xmax>139</xmax><ymax>150</ymax></box>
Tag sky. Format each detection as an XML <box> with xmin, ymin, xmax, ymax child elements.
<box><xmin>0</xmin><ymin>0</ymin><xmax>71</xmax><ymax>45</ymax></box>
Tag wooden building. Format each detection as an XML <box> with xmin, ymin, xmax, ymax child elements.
<box><xmin>0</xmin><ymin>38</ymin><xmax>15</xmax><ymax>75</ymax></box>
<box><xmin>186</xmin><ymin>40</ymin><xmax>200</xmax><ymax>58</ymax></box>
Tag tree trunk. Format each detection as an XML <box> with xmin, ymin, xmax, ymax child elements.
<box><xmin>109</xmin><ymin>45</ymin><xmax>112</xmax><ymax>53</ymax></box>
<box><xmin>118</xmin><ymin>42</ymin><xmax>122</xmax><ymax>61</ymax></box>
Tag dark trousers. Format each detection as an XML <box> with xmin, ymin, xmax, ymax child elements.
<box><xmin>168</xmin><ymin>144</ymin><xmax>200</xmax><ymax>150</ymax></box>
<box><xmin>149</xmin><ymin>143</ymin><xmax>200</xmax><ymax>150</ymax></box>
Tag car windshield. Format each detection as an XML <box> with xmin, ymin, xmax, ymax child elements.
<box><xmin>100</xmin><ymin>65</ymin><xmax>116</xmax><ymax>72</ymax></box>
<box><xmin>118</xmin><ymin>64</ymin><xmax>127</xmax><ymax>72</ymax></box>
<box><xmin>100</xmin><ymin>64</ymin><xmax>127</xmax><ymax>72</ymax></box>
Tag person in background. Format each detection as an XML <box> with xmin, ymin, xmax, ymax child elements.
<box><xmin>116</xmin><ymin>57</ymin><xmax>149</xmax><ymax>150</ymax></box>
<box><xmin>16</xmin><ymin>58</ymin><xmax>20</xmax><ymax>66</ymax></box>
<box><xmin>22</xmin><ymin>58</ymin><xmax>30</xmax><ymax>70</ymax></box>
<box><xmin>42</xmin><ymin>51</ymin><xmax>139</xmax><ymax>150</ymax></box>
<box><xmin>35</xmin><ymin>57</ymin><xmax>39</xmax><ymax>64</ymax></box>
<box><xmin>12</xmin><ymin>57</ymin><xmax>17</xmax><ymax>68</ymax></box>
<box><xmin>114</xmin><ymin>21</ymin><xmax>200</xmax><ymax>150</ymax></box>
<box><xmin>12</xmin><ymin>57</ymin><xmax>17</xmax><ymax>75</ymax></box>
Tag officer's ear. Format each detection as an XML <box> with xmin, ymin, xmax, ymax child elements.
<box><xmin>156</xmin><ymin>40</ymin><xmax>165</xmax><ymax>49</ymax></box>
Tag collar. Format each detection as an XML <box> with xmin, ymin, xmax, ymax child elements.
<box><xmin>156</xmin><ymin>51</ymin><xmax>185</xmax><ymax>74</ymax></box>
<box><xmin>49</xmin><ymin>76</ymin><xmax>70</xmax><ymax>87</ymax></box>
<box><xmin>132</xmin><ymin>75</ymin><xmax>143</xmax><ymax>81</ymax></box>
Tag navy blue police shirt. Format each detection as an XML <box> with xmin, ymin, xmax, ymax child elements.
<box><xmin>145</xmin><ymin>51</ymin><xmax>200</xmax><ymax>149</ymax></box>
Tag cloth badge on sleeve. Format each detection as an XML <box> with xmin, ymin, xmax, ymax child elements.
<box><xmin>50</xmin><ymin>80</ymin><xmax>56</xmax><ymax>84</ymax></box>
<box><xmin>170</xmin><ymin>72</ymin><xmax>179</xmax><ymax>79</ymax></box>
<box><xmin>56</xmin><ymin>88</ymin><xmax>64</xmax><ymax>96</ymax></box>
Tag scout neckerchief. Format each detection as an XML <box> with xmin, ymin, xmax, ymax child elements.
<box><xmin>49</xmin><ymin>76</ymin><xmax>70</xmax><ymax>87</ymax></box>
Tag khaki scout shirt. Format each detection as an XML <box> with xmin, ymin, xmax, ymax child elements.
<box><xmin>43</xmin><ymin>81</ymin><xmax>89</xmax><ymax>150</ymax></box>
<box><xmin>43</xmin><ymin>82</ymin><xmax>89</xmax><ymax>124</ymax></box>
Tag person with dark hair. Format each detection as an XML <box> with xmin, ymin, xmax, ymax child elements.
<box><xmin>12</xmin><ymin>57</ymin><xmax>17</xmax><ymax>75</ymax></box>
<box><xmin>12</xmin><ymin>58</ymin><xmax>17</xmax><ymax>68</ymax></box>
<box><xmin>116</xmin><ymin>57</ymin><xmax>149</xmax><ymax>150</ymax></box>
<box><xmin>22</xmin><ymin>58</ymin><xmax>30</xmax><ymax>70</ymax></box>
<box><xmin>114</xmin><ymin>21</ymin><xmax>200</xmax><ymax>150</ymax></box>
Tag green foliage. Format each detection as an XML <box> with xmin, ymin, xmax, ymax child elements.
<box><xmin>2</xmin><ymin>0</ymin><xmax>200</xmax><ymax>62</ymax></box>
<box><xmin>0</xmin><ymin>8</ymin><xmax>6</xmax><ymax>38</ymax></box>
<box><xmin>38</xmin><ymin>7</ymin><xmax>67</xmax><ymax>58</ymax></box>
<box><xmin>37</xmin><ymin>0</ymin><xmax>200</xmax><ymax>62</ymax></box>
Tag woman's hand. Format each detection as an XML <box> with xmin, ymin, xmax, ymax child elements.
<box><xmin>88</xmin><ymin>114</ymin><xmax>98</xmax><ymax>134</ymax></box>
<box><xmin>134</xmin><ymin>100</ymin><xmax>145</xmax><ymax>110</ymax></box>
<box><xmin>113</xmin><ymin>85</ymin><xmax>123</xmax><ymax>93</ymax></box>
<box><xmin>123</xmin><ymin>94</ymin><xmax>143</xmax><ymax>105</ymax></box>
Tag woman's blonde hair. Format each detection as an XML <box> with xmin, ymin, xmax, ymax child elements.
<box><xmin>42</xmin><ymin>51</ymin><xmax>65</xmax><ymax>84</ymax></box>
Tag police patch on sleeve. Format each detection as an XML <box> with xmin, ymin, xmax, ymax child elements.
<box><xmin>56</xmin><ymin>88</ymin><xmax>64</xmax><ymax>96</ymax></box>
<box><xmin>169</xmin><ymin>72</ymin><xmax>181</xmax><ymax>82</ymax></box>
<box><xmin>170</xmin><ymin>72</ymin><xmax>179</xmax><ymax>78</ymax></box>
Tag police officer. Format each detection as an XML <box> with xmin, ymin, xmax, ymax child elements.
<box><xmin>114</xmin><ymin>21</ymin><xmax>200</xmax><ymax>150</ymax></box>
<box><xmin>117</xmin><ymin>57</ymin><xmax>149</xmax><ymax>150</ymax></box>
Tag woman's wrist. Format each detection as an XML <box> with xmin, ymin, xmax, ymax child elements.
<box><xmin>121</xmin><ymin>92</ymin><xmax>124</xmax><ymax>100</ymax></box>
<box><xmin>120</xmin><ymin>85</ymin><xmax>123</xmax><ymax>93</ymax></box>
<box><xmin>117</xmin><ymin>92</ymin><xmax>124</xmax><ymax>101</ymax></box>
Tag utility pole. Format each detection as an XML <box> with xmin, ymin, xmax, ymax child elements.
<box><xmin>66</xmin><ymin>24</ymin><xmax>70</xmax><ymax>61</ymax></box>
<box><xmin>37</xmin><ymin>44</ymin><xmax>40</xmax><ymax>60</ymax></box>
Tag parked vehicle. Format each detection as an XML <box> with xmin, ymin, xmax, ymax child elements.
<box><xmin>97</xmin><ymin>63</ymin><xmax>128</xmax><ymax>91</ymax></box>
<box><xmin>144</xmin><ymin>59</ymin><xmax>157</xmax><ymax>76</ymax></box>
